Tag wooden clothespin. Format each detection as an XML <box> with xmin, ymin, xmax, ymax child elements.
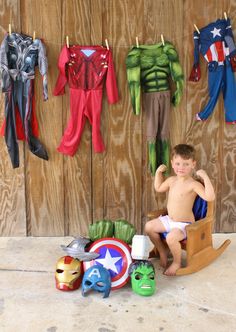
<box><xmin>194</xmin><ymin>24</ymin><xmax>200</xmax><ymax>34</ymax></box>
<box><xmin>66</xmin><ymin>35</ymin><xmax>69</xmax><ymax>48</ymax></box>
<box><xmin>135</xmin><ymin>36</ymin><xmax>139</xmax><ymax>48</ymax></box>
<box><xmin>224</xmin><ymin>12</ymin><xmax>228</xmax><ymax>20</ymax></box>
<box><xmin>33</xmin><ymin>31</ymin><xmax>36</xmax><ymax>41</ymax></box>
<box><xmin>161</xmin><ymin>34</ymin><xmax>165</xmax><ymax>46</ymax></box>
<box><xmin>105</xmin><ymin>39</ymin><xmax>109</xmax><ymax>50</ymax></box>
<box><xmin>8</xmin><ymin>24</ymin><xmax>12</xmax><ymax>35</ymax></box>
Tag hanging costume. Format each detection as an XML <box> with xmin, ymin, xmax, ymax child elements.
<box><xmin>126</xmin><ymin>42</ymin><xmax>184</xmax><ymax>175</ymax></box>
<box><xmin>0</xmin><ymin>33</ymin><xmax>48</xmax><ymax>168</ymax></box>
<box><xmin>189</xmin><ymin>18</ymin><xmax>236</xmax><ymax>123</ymax></box>
<box><xmin>53</xmin><ymin>45</ymin><xmax>119</xmax><ymax>156</ymax></box>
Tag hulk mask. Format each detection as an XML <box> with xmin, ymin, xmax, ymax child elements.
<box><xmin>128</xmin><ymin>260</ymin><xmax>156</xmax><ymax>296</ymax></box>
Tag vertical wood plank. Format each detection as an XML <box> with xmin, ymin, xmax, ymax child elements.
<box><xmin>184</xmin><ymin>0</ymin><xmax>226</xmax><ymax>232</ymax></box>
<box><xmin>90</xmin><ymin>0</ymin><xmax>104</xmax><ymax>223</ymax></box>
<box><xmin>62</xmin><ymin>0</ymin><xmax>92</xmax><ymax>236</ymax></box>
<box><xmin>218</xmin><ymin>0</ymin><xmax>236</xmax><ymax>232</ymax></box>
<box><xmin>143</xmin><ymin>0</ymin><xmax>185</xmax><ymax>227</ymax></box>
<box><xmin>21</xmin><ymin>0</ymin><xmax>64</xmax><ymax>236</ymax></box>
<box><xmin>0</xmin><ymin>0</ymin><xmax>26</xmax><ymax>236</ymax></box>
<box><xmin>102</xmin><ymin>0</ymin><xmax>144</xmax><ymax>233</ymax></box>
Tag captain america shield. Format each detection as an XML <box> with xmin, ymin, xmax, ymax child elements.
<box><xmin>83</xmin><ymin>238</ymin><xmax>132</xmax><ymax>290</ymax></box>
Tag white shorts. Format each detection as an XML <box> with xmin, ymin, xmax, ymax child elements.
<box><xmin>159</xmin><ymin>215</ymin><xmax>191</xmax><ymax>239</ymax></box>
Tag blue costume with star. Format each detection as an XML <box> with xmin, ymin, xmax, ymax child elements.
<box><xmin>189</xmin><ymin>18</ymin><xmax>236</xmax><ymax>123</ymax></box>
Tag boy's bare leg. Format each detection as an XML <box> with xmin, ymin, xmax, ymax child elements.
<box><xmin>145</xmin><ymin>219</ymin><xmax>168</xmax><ymax>268</ymax></box>
<box><xmin>164</xmin><ymin>229</ymin><xmax>185</xmax><ymax>276</ymax></box>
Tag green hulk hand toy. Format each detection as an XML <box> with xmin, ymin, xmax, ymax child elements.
<box><xmin>126</xmin><ymin>42</ymin><xmax>184</xmax><ymax>175</ymax></box>
<box><xmin>128</xmin><ymin>260</ymin><xmax>156</xmax><ymax>296</ymax></box>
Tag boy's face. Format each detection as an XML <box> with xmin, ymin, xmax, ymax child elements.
<box><xmin>171</xmin><ymin>154</ymin><xmax>196</xmax><ymax>177</ymax></box>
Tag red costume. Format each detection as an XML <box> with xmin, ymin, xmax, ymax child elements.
<box><xmin>53</xmin><ymin>45</ymin><xmax>119</xmax><ymax>156</ymax></box>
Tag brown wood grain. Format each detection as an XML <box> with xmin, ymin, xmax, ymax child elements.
<box><xmin>0</xmin><ymin>0</ymin><xmax>235</xmax><ymax>236</ymax></box>
<box><xmin>218</xmin><ymin>0</ymin><xmax>236</xmax><ymax>232</ymax></box>
<box><xmin>62</xmin><ymin>0</ymin><xmax>92</xmax><ymax>237</ymax></box>
<box><xmin>102</xmin><ymin>0</ymin><xmax>144</xmax><ymax>233</ymax></box>
<box><xmin>184</xmin><ymin>1</ymin><xmax>231</xmax><ymax>233</ymax></box>
<box><xmin>91</xmin><ymin>0</ymin><xmax>104</xmax><ymax>223</ymax></box>
<box><xmin>0</xmin><ymin>0</ymin><xmax>26</xmax><ymax>236</ymax></box>
<box><xmin>21</xmin><ymin>0</ymin><xmax>64</xmax><ymax>236</ymax></box>
<box><xmin>142</xmin><ymin>0</ymin><xmax>185</xmax><ymax>229</ymax></box>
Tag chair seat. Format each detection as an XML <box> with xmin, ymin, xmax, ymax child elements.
<box><xmin>147</xmin><ymin>198</ymin><xmax>230</xmax><ymax>275</ymax></box>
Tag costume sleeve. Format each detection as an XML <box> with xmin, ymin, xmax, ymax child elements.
<box><xmin>126</xmin><ymin>48</ymin><xmax>141</xmax><ymax>115</ymax></box>
<box><xmin>53</xmin><ymin>45</ymin><xmax>69</xmax><ymax>96</ymax></box>
<box><xmin>189</xmin><ymin>31</ymin><xmax>201</xmax><ymax>81</ymax></box>
<box><xmin>0</xmin><ymin>35</ymin><xmax>11</xmax><ymax>92</ymax></box>
<box><xmin>166</xmin><ymin>44</ymin><xmax>184</xmax><ymax>107</ymax></box>
<box><xmin>224</xmin><ymin>18</ymin><xmax>236</xmax><ymax>72</ymax></box>
<box><xmin>38</xmin><ymin>40</ymin><xmax>48</xmax><ymax>101</ymax></box>
<box><xmin>106</xmin><ymin>49</ymin><xmax>119</xmax><ymax>104</ymax></box>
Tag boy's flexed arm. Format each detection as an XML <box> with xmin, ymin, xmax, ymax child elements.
<box><xmin>194</xmin><ymin>169</ymin><xmax>215</xmax><ymax>201</ymax></box>
<box><xmin>154</xmin><ymin>164</ymin><xmax>172</xmax><ymax>193</ymax></box>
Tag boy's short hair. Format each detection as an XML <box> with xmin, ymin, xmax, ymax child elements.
<box><xmin>172</xmin><ymin>144</ymin><xmax>196</xmax><ymax>160</ymax></box>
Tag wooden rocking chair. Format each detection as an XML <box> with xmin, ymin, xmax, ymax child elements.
<box><xmin>147</xmin><ymin>197</ymin><xmax>231</xmax><ymax>275</ymax></box>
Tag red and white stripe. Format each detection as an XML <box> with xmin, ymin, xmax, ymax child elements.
<box><xmin>204</xmin><ymin>41</ymin><xmax>229</xmax><ymax>63</ymax></box>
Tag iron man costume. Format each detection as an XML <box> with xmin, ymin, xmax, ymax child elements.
<box><xmin>53</xmin><ymin>45</ymin><xmax>119</xmax><ymax>156</ymax></box>
<box><xmin>0</xmin><ymin>33</ymin><xmax>48</xmax><ymax>168</ymax></box>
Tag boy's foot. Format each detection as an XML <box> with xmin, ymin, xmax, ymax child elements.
<box><xmin>163</xmin><ymin>262</ymin><xmax>180</xmax><ymax>276</ymax></box>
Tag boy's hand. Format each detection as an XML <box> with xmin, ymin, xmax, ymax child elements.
<box><xmin>196</xmin><ymin>169</ymin><xmax>207</xmax><ymax>179</ymax></box>
<box><xmin>156</xmin><ymin>164</ymin><xmax>167</xmax><ymax>173</ymax></box>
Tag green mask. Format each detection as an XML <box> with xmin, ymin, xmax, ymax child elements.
<box><xmin>129</xmin><ymin>261</ymin><xmax>156</xmax><ymax>296</ymax></box>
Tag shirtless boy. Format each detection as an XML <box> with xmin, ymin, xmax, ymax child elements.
<box><xmin>145</xmin><ymin>144</ymin><xmax>215</xmax><ymax>276</ymax></box>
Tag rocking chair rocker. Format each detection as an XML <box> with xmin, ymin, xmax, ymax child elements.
<box><xmin>147</xmin><ymin>196</ymin><xmax>231</xmax><ymax>275</ymax></box>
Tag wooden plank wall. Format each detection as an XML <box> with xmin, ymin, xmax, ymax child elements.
<box><xmin>0</xmin><ymin>0</ymin><xmax>236</xmax><ymax>236</ymax></box>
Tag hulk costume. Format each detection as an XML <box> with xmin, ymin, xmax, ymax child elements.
<box><xmin>126</xmin><ymin>42</ymin><xmax>184</xmax><ymax>175</ymax></box>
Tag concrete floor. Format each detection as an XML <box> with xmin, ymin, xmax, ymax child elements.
<box><xmin>0</xmin><ymin>234</ymin><xmax>236</xmax><ymax>332</ymax></box>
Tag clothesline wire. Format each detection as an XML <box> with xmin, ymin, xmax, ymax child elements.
<box><xmin>1</xmin><ymin>20</ymin><xmax>235</xmax><ymax>49</ymax></box>
<box><xmin>0</xmin><ymin>25</ymin><xmax>199</xmax><ymax>48</ymax></box>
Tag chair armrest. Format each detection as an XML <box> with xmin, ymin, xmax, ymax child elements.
<box><xmin>185</xmin><ymin>216</ymin><xmax>212</xmax><ymax>233</ymax></box>
<box><xmin>147</xmin><ymin>209</ymin><xmax>167</xmax><ymax>219</ymax></box>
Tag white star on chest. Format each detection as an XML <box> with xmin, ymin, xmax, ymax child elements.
<box><xmin>96</xmin><ymin>249</ymin><xmax>122</xmax><ymax>273</ymax></box>
<box><xmin>211</xmin><ymin>27</ymin><xmax>221</xmax><ymax>38</ymax></box>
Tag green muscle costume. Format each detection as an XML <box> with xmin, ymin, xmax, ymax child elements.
<box><xmin>126</xmin><ymin>42</ymin><xmax>184</xmax><ymax>175</ymax></box>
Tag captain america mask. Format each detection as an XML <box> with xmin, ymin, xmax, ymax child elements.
<box><xmin>82</xmin><ymin>265</ymin><xmax>111</xmax><ymax>298</ymax></box>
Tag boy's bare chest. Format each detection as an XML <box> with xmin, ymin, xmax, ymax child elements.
<box><xmin>169</xmin><ymin>182</ymin><xmax>193</xmax><ymax>199</ymax></box>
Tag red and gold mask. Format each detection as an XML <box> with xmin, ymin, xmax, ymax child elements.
<box><xmin>55</xmin><ymin>256</ymin><xmax>82</xmax><ymax>291</ymax></box>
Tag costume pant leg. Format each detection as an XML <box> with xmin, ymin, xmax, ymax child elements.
<box><xmin>144</xmin><ymin>92</ymin><xmax>160</xmax><ymax>175</ymax></box>
<box><xmin>57</xmin><ymin>88</ymin><xmax>87</xmax><ymax>156</ymax></box>
<box><xmin>156</xmin><ymin>91</ymin><xmax>171</xmax><ymax>172</ymax></box>
<box><xmin>18</xmin><ymin>80</ymin><xmax>48</xmax><ymax>161</ymax></box>
<box><xmin>86</xmin><ymin>90</ymin><xmax>105</xmax><ymax>153</ymax></box>
<box><xmin>222</xmin><ymin>58</ymin><xmax>236</xmax><ymax>123</ymax></box>
<box><xmin>144</xmin><ymin>91</ymin><xmax>171</xmax><ymax>175</ymax></box>
<box><xmin>4</xmin><ymin>80</ymin><xmax>19</xmax><ymax>168</ymax></box>
<box><xmin>197</xmin><ymin>63</ymin><xmax>223</xmax><ymax>120</ymax></box>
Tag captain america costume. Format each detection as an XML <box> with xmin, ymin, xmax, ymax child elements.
<box><xmin>189</xmin><ymin>18</ymin><xmax>236</xmax><ymax>123</ymax></box>
<box><xmin>53</xmin><ymin>45</ymin><xmax>119</xmax><ymax>156</ymax></box>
